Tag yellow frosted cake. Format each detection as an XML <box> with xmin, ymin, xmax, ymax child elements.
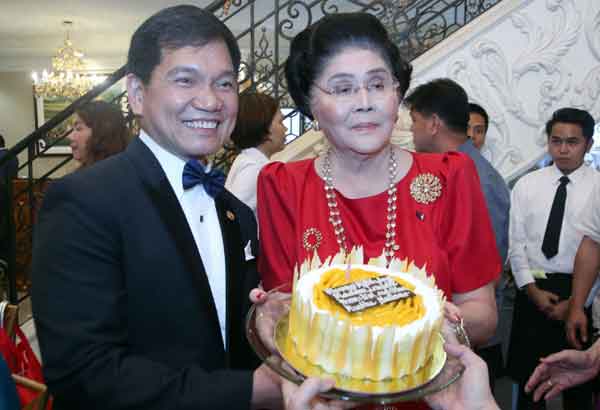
<box><xmin>288</xmin><ymin>264</ymin><xmax>443</xmax><ymax>381</ymax></box>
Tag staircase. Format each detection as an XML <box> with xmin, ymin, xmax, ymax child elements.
<box><xmin>0</xmin><ymin>0</ymin><xmax>504</xmax><ymax>304</ymax></box>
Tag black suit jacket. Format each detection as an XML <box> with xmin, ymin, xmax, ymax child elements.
<box><xmin>0</xmin><ymin>148</ymin><xmax>18</xmax><ymax>184</ymax></box>
<box><xmin>0</xmin><ymin>148</ymin><xmax>17</xmax><ymax>259</ymax></box>
<box><xmin>31</xmin><ymin>138</ymin><xmax>260</xmax><ymax>410</ymax></box>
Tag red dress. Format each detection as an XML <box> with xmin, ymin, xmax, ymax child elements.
<box><xmin>257</xmin><ymin>151</ymin><xmax>500</xmax><ymax>410</ymax></box>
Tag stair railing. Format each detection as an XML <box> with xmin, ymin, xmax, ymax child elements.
<box><xmin>0</xmin><ymin>0</ymin><xmax>502</xmax><ymax>304</ymax></box>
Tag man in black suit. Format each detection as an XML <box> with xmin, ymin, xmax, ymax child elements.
<box><xmin>0</xmin><ymin>133</ymin><xmax>18</xmax><ymax>261</ymax></box>
<box><xmin>31</xmin><ymin>6</ymin><xmax>283</xmax><ymax>410</ymax></box>
<box><xmin>0</xmin><ymin>134</ymin><xmax>18</xmax><ymax>185</ymax></box>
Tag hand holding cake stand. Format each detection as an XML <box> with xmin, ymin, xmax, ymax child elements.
<box><xmin>247</xmin><ymin>265</ymin><xmax>471</xmax><ymax>405</ymax></box>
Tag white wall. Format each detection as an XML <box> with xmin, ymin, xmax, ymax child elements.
<box><xmin>0</xmin><ymin>71</ymin><xmax>79</xmax><ymax>178</ymax></box>
<box><xmin>0</xmin><ymin>71</ymin><xmax>35</xmax><ymax>164</ymax></box>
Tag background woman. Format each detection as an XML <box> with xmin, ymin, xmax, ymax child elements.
<box><xmin>225</xmin><ymin>92</ymin><xmax>287</xmax><ymax>215</ymax></box>
<box><xmin>68</xmin><ymin>100</ymin><xmax>130</xmax><ymax>168</ymax></box>
<box><xmin>257</xmin><ymin>13</ymin><xmax>500</xmax><ymax>409</ymax></box>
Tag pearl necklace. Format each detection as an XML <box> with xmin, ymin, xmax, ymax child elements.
<box><xmin>322</xmin><ymin>146</ymin><xmax>400</xmax><ymax>263</ymax></box>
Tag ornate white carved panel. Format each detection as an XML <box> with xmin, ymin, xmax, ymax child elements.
<box><xmin>413</xmin><ymin>0</ymin><xmax>600</xmax><ymax>181</ymax></box>
<box><xmin>276</xmin><ymin>0</ymin><xmax>600</xmax><ymax>183</ymax></box>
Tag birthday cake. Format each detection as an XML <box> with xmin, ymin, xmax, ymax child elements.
<box><xmin>287</xmin><ymin>263</ymin><xmax>444</xmax><ymax>381</ymax></box>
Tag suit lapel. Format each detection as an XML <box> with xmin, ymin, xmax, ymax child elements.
<box><xmin>125</xmin><ymin>138</ymin><xmax>222</xmax><ymax>342</ymax></box>
<box><xmin>214</xmin><ymin>193</ymin><xmax>244</xmax><ymax>363</ymax></box>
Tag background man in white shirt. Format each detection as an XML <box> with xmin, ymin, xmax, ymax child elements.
<box><xmin>507</xmin><ymin>107</ymin><xmax>598</xmax><ymax>410</ymax></box>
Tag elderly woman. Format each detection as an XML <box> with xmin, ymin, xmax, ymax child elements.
<box><xmin>257</xmin><ymin>13</ymin><xmax>499</xmax><ymax>408</ymax></box>
<box><xmin>68</xmin><ymin>100</ymin><xmax>130</xmax><ymax>168</ymax></box>
<box><xmin>225</xmin><ymin>92</ymin><xmax>287</xmax><ymax>215</ymax></box>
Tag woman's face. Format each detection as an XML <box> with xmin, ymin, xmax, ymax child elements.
<box><xmin>268</xmin><ymin>110</ymin><xmax>288</xmax><ymax>153</ymax></box>
<box><xmin>309</xmin><ymin>47</ymin><xmax>400</xmax><ymax>156</ymax></box>
<box><xmin>68</xmin><ymin>114</ymin><xmax>92</xmax><ymax>162</ymax></box>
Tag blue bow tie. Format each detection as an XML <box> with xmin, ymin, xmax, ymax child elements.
<box><xmin>182</xmin><ymin>160</ymin><xmax>225</xmax><ymax>198</ymax></box>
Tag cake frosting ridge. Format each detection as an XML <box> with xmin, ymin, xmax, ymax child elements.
<box><xmin>288</xmin><ymin>263</ymin><xmax>444</xmax><ymax>381</ymax></box>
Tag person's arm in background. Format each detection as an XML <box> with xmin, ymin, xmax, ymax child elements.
<box><xmin>566</xmin><ymin>237</ymin><xmax>600</xmax><ymax>348</ymax></box>
<box><xmin>441</xmin><ymin>154</ymin><xmax>499</xmax><ymax>346</ymax></box>
<box><xmin>567</xmin><ymin>183</ymin><xmax>600</xmax><ymax>348</ymax></box>
<box><xmin>453</xmin><ymin>283</ymin><xmax>497</xmax><ymax>346</ymax></box>
<box><xmin>525</xmin><ymin>338</ymin><xmax>600</xmax><ymax>401</ymax></box>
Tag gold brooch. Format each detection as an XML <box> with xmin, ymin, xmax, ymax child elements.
<box><xmin>302</xmin><ymin>227</ymin><xmax>323</xmax><ymax>252</ymax></box>
<box><xmin>410</xmin><ymin>173</ymin><xmax>442</xmax><ymax>204</ymax></box>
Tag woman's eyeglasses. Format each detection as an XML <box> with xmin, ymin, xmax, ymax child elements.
<box><xmin>313</xmin><ymin>75</ymin><xmax>399</xmax><ymax>103</ymax></box>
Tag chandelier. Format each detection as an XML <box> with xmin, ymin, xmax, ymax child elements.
<box><xmin>32</xmin><ymin>21</ymin><xmax>104</xmax><ymax>99</ymax></box>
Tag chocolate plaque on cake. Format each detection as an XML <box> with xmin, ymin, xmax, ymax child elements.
<box><xmin>324</xmin><ymin>276</ymin><xmax>415</xmax><ymax>313</ymax></box>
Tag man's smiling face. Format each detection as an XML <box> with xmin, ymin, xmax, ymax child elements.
<box><xmin>128</xmin><ymin>41</ymin><xmax>239</xmax><ymax>159</ymax></box>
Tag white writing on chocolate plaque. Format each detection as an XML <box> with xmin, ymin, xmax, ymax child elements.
<box><xmin>324</xmin><ymin>276</ymin><xmax>415</xmax><ymax>313</ymax></box>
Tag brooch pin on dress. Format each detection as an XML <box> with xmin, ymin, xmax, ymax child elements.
<box><xmin>410</xmin><ymin>173</ymin><xmax>442</xmax><ymax>205</ymax></box>
<box><xmin>302</xmin><ymin>227</ymin><xmax>323</xmax><ymax>252</ymax></box>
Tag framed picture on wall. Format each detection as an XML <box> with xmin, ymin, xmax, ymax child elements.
<box><xmin>35</xmin><ymin>95</ymin><xmax>72</xmax><ymax>155</ymax></box>
<box><xmin>34</xmin><ymin>76</ymin><xmax>126</xmax><ymax>155</ymax></box>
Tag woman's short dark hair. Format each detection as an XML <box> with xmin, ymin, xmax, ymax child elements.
<box><xmin>128</xmin><ymin>5</ymin><xmax>241</xmax><ymax>84</ymax></box>
<box><xmin>285</xmin><ymin>12</ymin><xmax>412</xmax><ymax>120</ymax></box>
<box><xmin>231</xmin><ymin>93</ymin><xmax>279</xmax><ymax>150</ymax></box>
<box><xmin>545</xmin><ymin>108</ymin><xmax>595</xmax><ymax>141</ymax></box>
<box><xmin>75</xmin><ymin>101</ymin><xmax>130</xmax><ymax>167</ymax></box>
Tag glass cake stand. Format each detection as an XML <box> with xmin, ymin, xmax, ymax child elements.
<box><xmin>246</xmin><ymin>298</ymin><xmax>469</xmax><ymax>404</ymax></box>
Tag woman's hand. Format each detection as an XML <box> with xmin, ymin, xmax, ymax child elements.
<box><xmin>526</xmin><ymin>284</ymin><xmax>559</xmax><ymax>316</ymax></box>
<box><xmin>282</xmin><ymin>378</ymin><xmax>356</xmax><ymax>410</ymax></box>
<box><xmin>547</xmin><ymin>299</ymin><xmax>569</xmax><ymax>321</ymax></box>
<box><xmin>525</xmin><ymin>342</ymin><xmax>600</xmax><ymax>401</ymax></box>
<box><xmin>425</xmin><ymin>343</ymin><xmax>499</xmax><ymax>410</ymax></box>
<box><xmin>441</xmin><ymin>302</ymin><xmax>467</xmax><ymax>346</ymax></box>
<box><xmin>249</xmin><ymin>287</ymin><xmax>291</xmax><ymax>353</ymax></box>
<box><xmin>444</xmin><ymin>301</ymin><xmax>462</xmax><ymax>323</ymax></box>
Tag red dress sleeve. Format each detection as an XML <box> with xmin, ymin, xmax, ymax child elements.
<box><xmin>439</xmin><ymin>153</ymin><xmax>501</xmax><ymax>293</ymax></box>
<box><xmin>257</xmin><ymin>161</ymin><xmax>299</xmax><ymax>291</ymax></box>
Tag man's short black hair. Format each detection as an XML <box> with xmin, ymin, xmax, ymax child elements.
<box><xmin>545</xmin><ymin>108</ymin><xmax>595</xmax><ymax>141</ymax></box>
<box><xmin>404</xmin><ymin>78</ymin><xmax>469</xmax><ymax>134</ymax></box>
<box><xmin>469</xmin><ymin>103</ymin><xmax>489</xmax><ymax>132</ymax></box>
<box><xmin>128</xmin><ymin>5</ymin><xmax>241</xmax><ymax>84</ymax></box>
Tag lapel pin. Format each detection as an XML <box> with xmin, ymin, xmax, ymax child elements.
<box><xmin>416</xmin><ymin>211</ymin><xmax>425</xmax><ymax>221</ymax></box>
<box><xmin>226</xmin><ymin>210</ymin><xmax>236</xmax><ymax>221</ymax></box>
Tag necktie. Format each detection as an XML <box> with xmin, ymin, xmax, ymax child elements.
<box><xmin>182</xmin><ymin>159</ymin><xmax>225</xmax><ymax>198</ymax></box>
<box><xmin>541</xmin><ymin>176</ymin><xmax>570</xmax><ymax>259</ymax></box>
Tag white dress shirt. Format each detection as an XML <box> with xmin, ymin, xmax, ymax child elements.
<box><xmin>225</xmin><ymin>147</ymin><xmax>269</xmax><ymax>216</ymax></box>
<box><xmin>139</xmin><ymin>131</ymin><xmax>227</xmax><ymax>345</ymax></box>
<box><xmin>510</xmin><ymin>163</ymin><xmax>600</xmax><ymax>301</ymax></box>
<box><xmin>577</xmin><ymin>180</ymin><xmax>600</xmax><ymax>244</ymax></box>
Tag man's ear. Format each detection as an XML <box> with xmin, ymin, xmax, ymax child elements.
<box><xmin>429</xmin><ymin>113</ymin><xmax>442</xmax><ymax>136</ymax></box>
<box><xmin>586</xmin><ymin>138</ymin><xmax>594</xmax><ymax>154</ymax></box>
<box><xmin>127</xmin><ymin>74</ymin><xmax>145</xmax><ymax>116</ymax></box>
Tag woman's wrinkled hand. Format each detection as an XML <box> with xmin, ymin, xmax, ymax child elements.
<box><xmin>250</xmin><ymin>287</ymin><xmax>291</xmax><ymax>353</ymax></box>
